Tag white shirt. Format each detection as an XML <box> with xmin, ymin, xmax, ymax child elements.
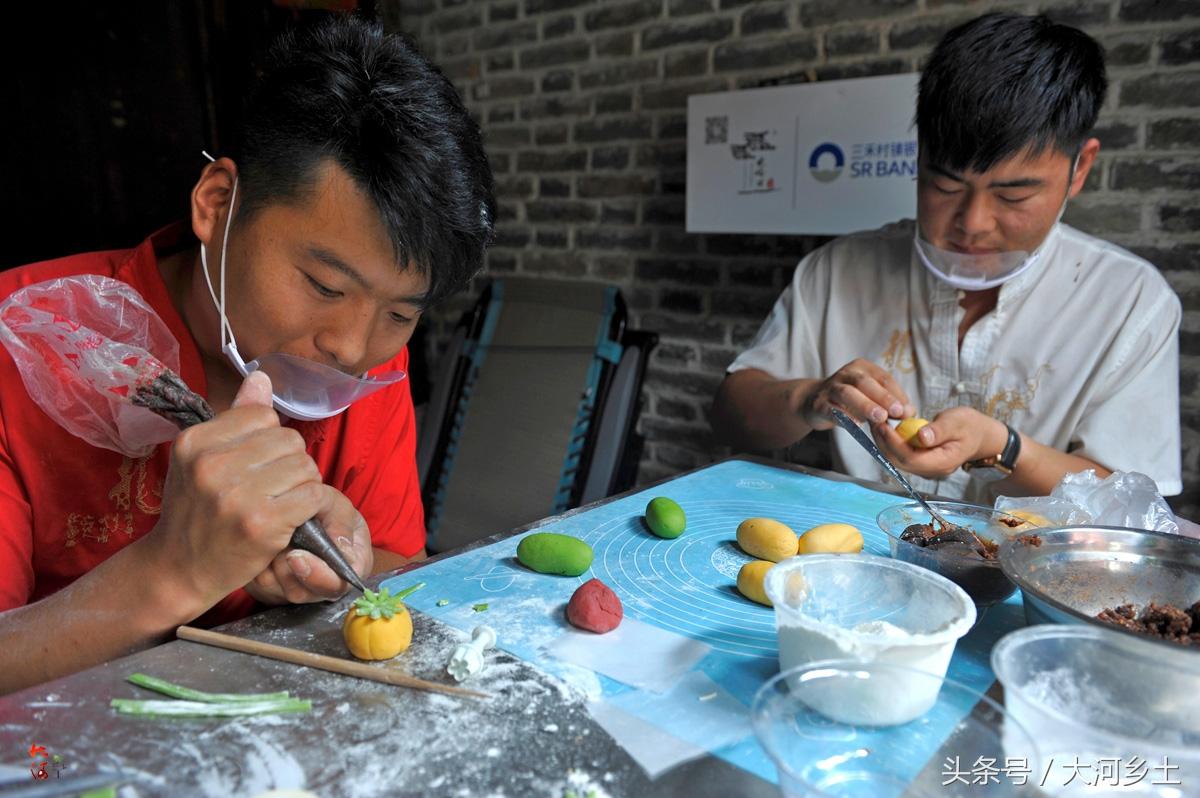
<box><xmin>729</xmin><ymin>219</ymin><xmax>1182</xmax><ymax>502</ymax></box>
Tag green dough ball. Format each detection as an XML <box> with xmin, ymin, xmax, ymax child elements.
<box><xmin>645</xmin><ymin>496</ymin><xmax>686</xmax><ymax>539</ymax></box>
<box><xmin>516</xmin><ymin>532</ymin><xmax>594</xmax><ymax>576</ymax></box>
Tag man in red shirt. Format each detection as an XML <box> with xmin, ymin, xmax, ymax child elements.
<box><xmin>0</xmin><ymin>18</ymin><xmax>494</xmax><ymax>693</ymax></box>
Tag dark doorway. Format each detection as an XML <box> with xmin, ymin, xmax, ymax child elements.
<box><xmin>0</xmin><ymin>0</ymin><xmax>374</xmax><ymax>270</ymax></box>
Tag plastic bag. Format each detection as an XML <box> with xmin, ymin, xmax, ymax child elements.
<box><xmin>992</xmin><ymin>494</ymin><xmax>1092</xmax><ymax>529</ymax></box>
<box><xmin>996</xmin><ymin>469</ymin><xmax>1180</xmax><ymax>536</ymax></box>
<box><xmin>0</xmin><ymin>275</ymin><xmax>183</xmax><ymax>458</ymax></box>
<box><xmin>1054</xmin><ymin>469</ymin><xmax>1179</xmax><ymax>535</ymax></box>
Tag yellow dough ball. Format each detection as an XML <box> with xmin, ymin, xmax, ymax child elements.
<box><xmin>737</xmin><ymin>560</ymin><xmax>775</xmax><ymax>606</ymax></box>
<box><xmin>736</xmin><ymin>518</ymin><xmax>799</xmax><ymax>562</ymax></box>
<box><xmin>895</xmin><ymin>417</ymin><xmax>930</xmax><ymax>447</ymax></box>
<box><xmin>797</xmin><ymin>523</ymin><xmax>864</xmax><ymax>555</ymax></box>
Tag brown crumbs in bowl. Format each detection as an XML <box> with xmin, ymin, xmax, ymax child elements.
<box><xmin>1096</xmin><ymin>600</ymin><xmax>1200</xmax><ymax>646</ymax></box>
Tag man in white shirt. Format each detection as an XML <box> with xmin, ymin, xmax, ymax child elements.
<box><xmin>711</xmin><ymin>12</ymin><xmax>1181</xmax><ymax>504</ymax></box>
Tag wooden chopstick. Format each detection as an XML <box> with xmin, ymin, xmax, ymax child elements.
<box><xmin>176</xmin><ymin>626</ymin><xmax>489</xmax><ymax>699</ymax></box>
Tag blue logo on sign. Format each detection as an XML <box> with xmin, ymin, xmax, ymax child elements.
<box><xmin>809</xmin><ymin>142</ymin><xmax>845</xmax><ymax>183</ymax></box>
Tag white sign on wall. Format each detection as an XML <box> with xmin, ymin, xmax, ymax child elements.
<box><xmin>686</xmin><ymin>73</ymin><xmax>921</xmax><ymax>235</ymax></box>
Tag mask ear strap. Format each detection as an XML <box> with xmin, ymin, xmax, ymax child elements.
<box><xmin>1055</xmin><ymin>148</ymin><xmax>1082</xmax><ymax>223</ymax></box>
<box><xmin>1065</xmin><ymin>148</ymin><xmax>1082</xmax><ymax>198</ymax></box>
<box><xmin>218</xmin><ymin>179</ymin><xmax>239</xmax><ymax>351</ymax></box>
<box><xmin>198</xmin><ymin>151</ymin><xmax>239</xmax><ymax>353</ymax></box>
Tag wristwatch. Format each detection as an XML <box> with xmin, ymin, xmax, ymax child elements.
<box><xmin>962</xmin><ymin>423</ymin><xmax>1021</xmax><ymax>481</ymax></box>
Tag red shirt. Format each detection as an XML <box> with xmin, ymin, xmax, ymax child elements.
<box><xmin>0</xmin><ymin>225</ymin><xmax>425</xmax><ymax>625</ymax></box>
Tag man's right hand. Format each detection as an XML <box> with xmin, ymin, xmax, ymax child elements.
<box><xmin>144</xmin><ymin>371</ymin><xmax>329</xmax><ymax>613</ymax></box>
<box><xmin>799</xmin><ymin>358</ymin><xmax>914</xmax><ymax>431</ymax></box>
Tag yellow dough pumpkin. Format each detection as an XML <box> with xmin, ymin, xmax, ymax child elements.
<box><xmin>343</xmin><ymin>587</ymin><xmax>413</xmax><ymax>661</ymax></box>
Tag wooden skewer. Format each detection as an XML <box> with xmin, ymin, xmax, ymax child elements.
<box><xmin>176</xmin><ymin>626</ymin><xmax>489</xmax><ymax>700</ymax></box>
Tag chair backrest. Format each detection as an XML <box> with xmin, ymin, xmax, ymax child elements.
<box><xmin>416</xmin><ymin>325</ymin><xmax>465</xmax><ymax>486</ymax></box>
<box><xmin>419</xmin><ymin>277</ymin><xmax>654</xmax><ymax>553</ymax></box>
<box><xmin>578</xmin><ymin>329</ymin><xmax>656</xmax><ymax>506</ymax></box>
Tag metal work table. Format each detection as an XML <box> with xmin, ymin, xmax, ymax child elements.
<box><xmin>0</xmin><ymin>458</ymin><xmax>984</xmax><ymax>797</ymax></box>
<box><xmin>2</xmin><ymin>610</ymin><xmax>779</xmax><ymax>797</ymax></box>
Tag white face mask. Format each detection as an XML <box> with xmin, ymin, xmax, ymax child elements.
<box><xmin>199</xmin><ymin>170</ymin><xmax>406</xmax><ymax>421</ymax></box>
<box><xmin>915</xmin><ymin>153</ymin><xmax>1076</xmax><ymax>291</ymax></box>
<box><xmin>914</xmin><ymin>230</ymin><xmax>1044</xmax><ymax>291</ymax></box>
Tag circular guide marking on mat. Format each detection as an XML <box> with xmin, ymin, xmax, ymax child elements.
<box><xmin>575</xmin><ymin>500</ymin><xmax>888</xmax><ymax>659</ymax></box>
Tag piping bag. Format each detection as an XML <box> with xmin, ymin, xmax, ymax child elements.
<box><xmin>0</xmin><ymin>275</ymin><xmax>366</xmax><ymax>593</ymax></box>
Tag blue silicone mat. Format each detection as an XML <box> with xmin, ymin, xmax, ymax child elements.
<box><xmin>381</xmin><ymin>459</ymin><xmax>1026</xmax><ymax>786</ymax></box>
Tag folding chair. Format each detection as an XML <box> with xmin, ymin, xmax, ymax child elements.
<box><xmin>417</xmin><ymin>278</ymin><xmax>656</xmax><ymax>553</ymax></box>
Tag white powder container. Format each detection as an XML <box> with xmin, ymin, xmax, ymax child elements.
<box><xmin>763</xmin><ymin>553</ymin><xmax>976</xmax><ymax>725</ymax></box>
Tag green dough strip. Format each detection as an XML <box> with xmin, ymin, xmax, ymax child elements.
<box><xmin>127</xmin><ymin>673</ymin><xmax>290</xmax><ymax>703</ymax></box>
<box><xmin>394</xmin><ymin>581</ymin><xmax>426</xmax><ymax>600</ymax></box>
<box><xmin>110</xmin><ymin>697</ymin><xmax>311</xmax><ymax>717</ymax></box>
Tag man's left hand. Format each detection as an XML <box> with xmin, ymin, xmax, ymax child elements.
<box><xmin>242</xmin><ymin>491</ymin><xmax>374</xmax><ymax>605</ymax></box>
<box><xmin>872</xmin><ymin>407</ymin><xmax>1008</xmax><ymax>480</ymax></box>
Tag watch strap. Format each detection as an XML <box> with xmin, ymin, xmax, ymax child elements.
<box><xmin>998</xmin><ymin>423</ymin><xmax>1021</xmax><ymax>470</ymax></box>
<box><xmin>963</xmin><ymin>423</ymin><xmax>1021</xmax><ymax>476</ymax></box>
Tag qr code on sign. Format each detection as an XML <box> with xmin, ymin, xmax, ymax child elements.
<box><xmin>705</xmin><ymin>115</ymin><xmax>728</xmax><ymax>145</ymax></box>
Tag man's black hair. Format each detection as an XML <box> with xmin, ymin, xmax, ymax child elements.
<box><xmin>917</xmin><ymin>12</ymin><xmax>1107</xmax><ymax>173</ymax></box>
<box><xmin>236</xmin><ymin>15</ymin><xmax>494</xmax><ymax>308</ymax></box>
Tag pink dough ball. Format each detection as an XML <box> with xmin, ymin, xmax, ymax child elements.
<box><xmin>566</xmin><ymin>578</ymin><xmax>623</xmax><ymax>634</ymax></box>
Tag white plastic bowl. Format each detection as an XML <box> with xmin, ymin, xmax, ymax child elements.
<box><xmin>992</xmin><ymin>625</ymin><xmax>1200</xmax><ymax>797</ymax></box>
<box><xmin>763</xmin><ymin>554</ymin><xmax>975</xmax><ymax>725</ymax></box>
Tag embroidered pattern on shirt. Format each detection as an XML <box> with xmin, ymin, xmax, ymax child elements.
<box><xmin>979</xmin><ymin>364</ymin><xmax>1050</xmax><ymax>424</ymax></box>
<box><xmin>67</xmin><ymin>456</ymin><xmax>163</xmax><ymax>547</ymax></box>
<box><xmin>880</xmin><ymin>329</ymin><xmax>915</xmax><ymax>374</ymax></box>
<box><xmin>66</xmin><ymin>511</ymin><xmax>132</xmax><ymax>546</ymax></box>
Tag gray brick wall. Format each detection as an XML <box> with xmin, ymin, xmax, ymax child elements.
<box><xmin>384</xmin><ymin>0</ymin><xmax>1200</xmax><ymax>515</ymax></box>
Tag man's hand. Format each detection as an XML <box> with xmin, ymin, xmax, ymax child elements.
<box><xmin>872</xmin><ymin>406</ymin><xmax>1007</xmax><ymax>479</ymax></box>
<box><xmin>801</xmin><ymin>358</ymin><xmax>915</xmax><ymax>431</ymax></box>
<box><xmin>0</xmin><ymin>371</ymin><xmax>374</xmax><ymax>695</ymax></box>
<box><xmin>243</xmin><ymin>494</ymin><xmax>373</xmax><ymax>605</ymax></box>
<box><xmin>143</xmin><ymin>371</ymin><xmax>347</xmax><ymax>614</ymax></box>
<box><xmin>224</xmin><ymin>372</ymin><xmax>373</xmax><ymax>605</ymax></box>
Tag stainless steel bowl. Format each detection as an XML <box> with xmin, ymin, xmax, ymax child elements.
<box><xmin>999</xmin><ymin>525</ymin><xmax>1200</xmax><ymax>653</ymax></box>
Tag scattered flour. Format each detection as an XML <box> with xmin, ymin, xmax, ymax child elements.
<box><xmin>179</xmin><ymin>733</ymin><xmax>307</xmax><ymax>796</ymax></box>
<box><xmin>561</xmin><ymin>767</ymin><xmax>615</xmax><ymax>798</ymax></box>
<box><xmin>3</xmin><ymin>607</ymin><xmax>649</xmax><ymax>797</ymax></box>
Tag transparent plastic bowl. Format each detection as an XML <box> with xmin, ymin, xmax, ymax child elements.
<box><xmin>877</xmin><ymin>501</ymin><xmax>1037</xmax><ymax>607</ymax></box>
<box><xmin>752</xmin><ymin>660</ymin><xmax>1041</xmax><ymax>798</ymax></box>
<box><xmin>992</xmin><ymin>625</ymin><xmax>1200</xmax><ymax>797</ymax></box>
<box><xmin>763</xmin><ymin>554</ymin><xmax>975</xmax><ymax>724</ymax></box>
